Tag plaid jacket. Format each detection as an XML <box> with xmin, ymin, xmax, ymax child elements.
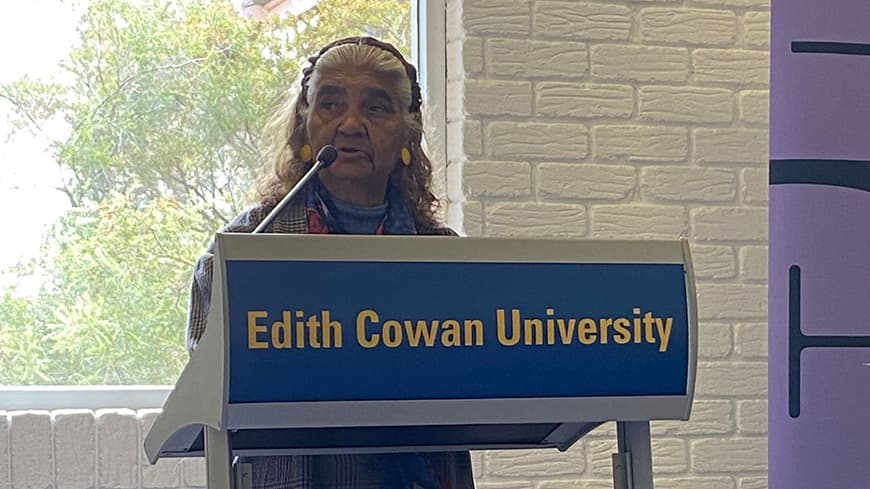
<box><xmin>185</xmin><ymin>202</ymin><xmax>472</xmax><ymax>489</ymax></box>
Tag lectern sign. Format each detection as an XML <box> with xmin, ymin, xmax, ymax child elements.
<box><xmin>225</xmin><ymin>259</ymin><xmax>689</xmax><ymax>404</ymax></box>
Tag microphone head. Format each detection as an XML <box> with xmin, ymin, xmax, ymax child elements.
<box><xmin>316</xmin><ymin>145</ymin><xmax>338</xmax><ymax>168</ymax></box>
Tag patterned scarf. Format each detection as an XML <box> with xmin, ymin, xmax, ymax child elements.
<box><xmin>305</xmin><ymin>177</ymin><xmax>418</xmax><ymax>235</ymax></box>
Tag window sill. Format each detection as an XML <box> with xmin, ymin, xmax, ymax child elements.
<box><xmin>0</xmin><ymin>385</ymin><xmax>171</xmax><ymax>411</ymax></box>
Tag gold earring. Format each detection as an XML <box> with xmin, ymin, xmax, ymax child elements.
<box><xmin>300</xmin><ymin>144</ymin><xmax>313</xmax><ymax>162</ymax></box>
<box><xmin>401</xmin><ymin>147</ymin><xmax>411</xmax><ymax>166</ymax></box>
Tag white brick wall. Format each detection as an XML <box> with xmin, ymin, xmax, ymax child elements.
<box><xmin>4</xmin><ymin>1</ymin><xmax>770</xmax><ymax>487</ymax></box>
<box><xmin>1</xmin><ymin>410</ymin><xmax>199</xmax><ymax>489</ymax></box>
<box><xmin>451</xmin><ymin>0</ymin><xmax>769</xmax><ymax>487</ymax></box>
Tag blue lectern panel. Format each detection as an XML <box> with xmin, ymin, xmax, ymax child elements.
<box><xmin>226</xmin><ymin>261</ymin><xmax>689</xmax><ymax>404</ymax></box>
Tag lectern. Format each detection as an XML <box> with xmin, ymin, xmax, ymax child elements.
<box><xmin>145</xmin><ymin>235</ymin><xmax>697</xmax><ymax>489</ymax></box>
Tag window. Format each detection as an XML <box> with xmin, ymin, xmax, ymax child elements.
<box><xmin>0</xmin><ymin>0</ymin><xmax>442</xmax><ymax>390</ymax></box>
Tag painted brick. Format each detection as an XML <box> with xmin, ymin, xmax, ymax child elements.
<box><xmin>464</xmin><ymin>79</ymin><xmax>533</xmax><ymax>116</ymax></box>
<box><xmin>639</xmin><ymin>86</ymin><xmax>733</xmax><ymax>124</ymax></box>
<box><xmin>739</xmin><ymin>246</ymin><xmax>767</xmax><ymax>281</ymax></box>
<box><xmin>485</xmin><ymin>202</ymin><xmax>587</xmax><ymax>237</ymax></box>
<box><xmin>741</xmin><ymin>167</ymin><xmax>768</xmax><ymax>204</ymax></box>
<box><xmin>652</xmin><ymin>400</ymin><xmax>734</xmax><ymax>436</ymax></box>
<box><xmin>696</xmin><ymin>362</ymin><xmax>767</xmax><ymax>397</ymax></box>
<box><xmin>536</xmin><ymin>83</ymin><xmax>634</xmax><ymax>120</ymax></box>
<box><xmin>464</xmin><ymin>120</ymin><xmax>483</xmax><ymax>159</ymax></box>
<box><xmin>592</xmin><ymin>45</ymin><xmax>690</xmax><ymax>83</ymax></box>
<box><xmin>695</xmin><ymin>128</ymin><xmax>768</xmax><ymax>165</ymax></box>
<box><xmin>591</xmin><ymin>205</ymin><xmax>688</xmax><ymax>239</ymax></box>
<box><xmin>739</xmin><ymin>476</ymin><xmax>768</xmax><ymax>489</ymax></box>
<box><xmin>738</xmin><ymin>90</ymin><xmax>769</xmax><ymax>125</ymax></box>
<box><xmin>447</xmin><ymin>79</ymin><xmax>464</xmax><ymax>122</ymax></box>
<box><xmin>463</xmin><ymin>201</ymin><xmax>484</xmax><ymax>236</ymax></box>
<box><xmin>537</xmin><ymin>163</ymin><xmax>636</xmax><ymax>200</ymax></box>
<box><xmin>469</xmin><ymin>453</ymin><xmax>484</xmax><ymax>481</ymax></box>
<box><xmin>737</xmin><ymin>400</ymin><xmax>767</xmax><ymax>434</ymax></box>
<box><xmin>692</xmin><ymin>207</ymin><xmax>767</xmax><ymax>242</ymax></box>
<box><xmin>735</xmin><ymin>323</ymin><xmax>768</xmax><ymax>359</ymax></box>
<box><xmin>650</xmin><ymin>439</ymin><xmax>688</xmax><ymax>474</ymax></box>
<box><xmin>464</xmin><ymin>0</ymin><xmax>531</xmax><ymax>36</ymax></box>
<box><xmin>595</xmin><ymin>125</ymin><xmax>688</xmax><ymax>162</ymax></box>
<box><xmin>534</xmin><ymin>2</ymin><xmax>632</xmax><ymax>41</ymax></box>
<box><xmin>486</xmin><ymin>122</ymin><xmax>588</xmax><ymax>160</ymax></box>
<box><xmin>0</xmin><ymin>412</ymin><xmax>8</xmax><ymax>489</ymax></box>
<box><xmin>140</xmin><ymin>410</ymin><xmax>181</xmax><ymax>489</ymax></box>
<box><xmin>743</xmin><ymin>11</ymin><xmax>770</xmax><ymax>49</ymax></box>
<box><xmin>464</xmin><ymin>160</ymin><xmax>532</xmax><ymax>198</ymax></box>
<box><xmin>693</xmin><ymin>49</ymin><xmax>769</xmax><ymax>85</ymax></box>
<box><xmin>692</xmin><ymin>438</ymin><xmax>767</xmax><ymax>472</ymax></box>
<box><xmin>697</xmin><ymin>284</ymin><xmax>767</xmax><ymax>320</ymax></box>
<box><xmin>447</xmin><ymin>0</ymin><xmax>463</xmax><ymax>42</ymax></box>
<box><xmin>487</xmin><ymin>39</ymin><xmax>588</xmax><ymax>78</ymax></box>
<box><xmin>97</xmin><ymin>409</ymin><xmax>139</xmax><ymax>489</ymax></box>
<box><xmin>690</xmin><ymin>245</ymin><xmax>737</xmax><ymax>280</ymax></box>
<box><xmin>640</xmin><ymin>8</ymin><xmax>737</xmax><ymax>46</ymax></box>
<box><xmin>699</xmin><ymin>323</ymin><xmax>733</xmax><ymax>359</ymax></box>
<box><xmin>54</xmin><ymin>410</ymin><xmax>96</xmax><ymax>489</ymax></box>
<box><xmin>656</xmin><ymin>478</ymin><xmax>735</xmax><ymax>489</ymax></box>
<box><xmin>464</xmin><ymin>37</ymin><xmax>484</xmax><ymax>76</ymax></box>
<box><xmin>485</xmin><ymin>444</ymin><xmax>584</xmax><ymax>477</ymax></box>
<box><xmin>585</xmin><ymin>423</ymin><xmax>615</xmax><ymax>439</ymax></box>
<box><xmin>538</xmin><ymin>481</ymin><xmax>613</xmax><ymax>489</ymax></box>
<box><xmin>10</xmin><ymin>411</ymin><xmax>52</xmax><ymax>489</ymax></box>
<box><xmin>182</xmin><ymin>458</ymin><xmax>206</xmax><ymax>488</ymax></box>
<box><xmin>477</xmin><ymin>482</ymin><xmax>534</xmax><ymax>489</ymax></box>
<box><xmin>689</xmin><ymin>0</ymin><xmax>769</xmax><ymax>8</ymax></box>
<box><xmin>586</xmin><ymin>439</ymin><xmax>616</xmax><ymax>476</ymax></box>
<box><xmin>641</xmin><ymin>167</ymin><xmax>737</xmax><ymax>202</ymax></box>
<box><xmin>589</xmin><ymin>439</ymin><xmax>686</xmax><ymax>475</ymax></box>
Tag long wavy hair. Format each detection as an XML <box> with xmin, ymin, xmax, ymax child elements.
<box><xmin>257</xmin><ymin>39</ymin><xmax>441</xmax><ymax>231</ymax></box>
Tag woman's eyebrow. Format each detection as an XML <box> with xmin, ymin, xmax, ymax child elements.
<box><xmin>365</xmin><ymin>87</ymin><xmax>394</xmax><ymax>104</ymax></box>
<box><xmin>317</xmin><ymin>85</ymin><xmax>346</xmax><ymax>97</ymax></box>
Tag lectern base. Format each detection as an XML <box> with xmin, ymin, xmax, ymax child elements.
<box><xmin>206</xmin><ymin>426</ymin><xmax>233</xmax><ymax>489</ymax></box>
<box><xmin>612</xmin><ymin>422</ymin><xmax>654</xmax><ymax>489</ymax></box>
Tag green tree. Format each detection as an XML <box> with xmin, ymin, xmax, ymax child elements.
<box><xmin>0</xmin><ymin>0</ymin><xmax>411</xmax><ymax>384</ymax></box>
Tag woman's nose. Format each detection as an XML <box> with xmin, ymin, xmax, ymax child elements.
<box><xmin>337</xmin><ymin>108</ymin><xmax>366</xmax><ymax>136</ymax></box>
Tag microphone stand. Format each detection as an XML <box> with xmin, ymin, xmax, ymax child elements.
<box><xmin>253</xmin><ymin>145</ymin><xmax>338</xmax><ymax>234</ymax></box>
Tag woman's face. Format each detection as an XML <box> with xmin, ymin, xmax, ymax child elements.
<box><xmin>306</xmin><ymin>67</ymin><xmax>406</xmax><ymax>205</ymax></box>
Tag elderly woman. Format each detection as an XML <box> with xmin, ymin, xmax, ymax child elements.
<box><xmin>185</xmin><ymin>37</ymin><xmax>474</xmax><ymax>489</ymax></box>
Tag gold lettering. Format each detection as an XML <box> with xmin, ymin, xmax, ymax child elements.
<box><xmin>356</xmin><ymin>309</ymin><xmax>379</xmax><ymax>348</ymax></box>
<box><xmin>578</xmin><ymin>318</ymin><xmax>597</xmax><ymax>345</ymax></box>
<box><xmin>247</xmin><ymin>310</ymin><xmax>269</xmax><ymax>349</ymax></box>
<box><xmin>496</xmin><ymin>309</ymin><xmax>520</xmax><ymax>346</ymax></box>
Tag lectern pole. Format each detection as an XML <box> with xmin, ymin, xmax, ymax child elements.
<box><xmin>615</xmin><ymin>421</ymin><xmax>654</xmax><ymax>489</ymax></box>
<box><xmin>205</xmin><ymin>426</ymin><xmax>234</xmax><ymax>489</ymax></box>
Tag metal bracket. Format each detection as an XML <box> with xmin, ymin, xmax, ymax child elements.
<box><xmin>612</xmin><ymin>451</ymin><xmax>633</xmax><ymax>489</ymax></box>
<box><xmin>234</xmin><ymin>462</ymin><xmax>252</xmax><ymax>489</ymax></box>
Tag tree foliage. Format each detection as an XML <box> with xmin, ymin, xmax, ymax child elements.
<box><xmin>0</xmin><ymin>0</ymin><xmax>410</xmax><ymax>384</ymax></box>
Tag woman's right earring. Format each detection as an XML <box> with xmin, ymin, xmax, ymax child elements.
<box><xmin>300</xmin><ymin>144</ymin><xmax>313</xmax><ymax>163</ymax></box>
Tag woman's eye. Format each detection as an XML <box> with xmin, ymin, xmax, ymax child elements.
<box><xmin>319</xmin><ymin>100</ymin><xmax>338</xmax><ymax>111</ymax></box>
<box><xmin>369</xmin><ymin>104</ymin><xmax>390</xmax><ymax>114</ymax></box>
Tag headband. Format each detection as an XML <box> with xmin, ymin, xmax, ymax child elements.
<box><xmin>300</xmin><ymin>36</ymin><xmax>423</xmax><ymax>113</ymax></box>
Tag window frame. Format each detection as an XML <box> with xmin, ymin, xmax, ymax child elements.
<box><xmin>0</xmin><ymin>0</ymin><xmax>449</xmax><ymax>411</ymax></box>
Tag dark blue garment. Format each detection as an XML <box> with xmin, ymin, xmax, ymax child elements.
<box><xmin>306</xmin><ymin>177</ymin><xmax>418</xmax><ymax>235</ymax></box>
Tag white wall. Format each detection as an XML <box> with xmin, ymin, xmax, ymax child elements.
<box><xmin>2</xmin><ymin>0</ymin><xmax>771</xmax><ymax>487</ymax></box>
<box><xmin>447</xmin><ymin>0</ymin><xmax>769</xmax><ymax>488</ymax></box>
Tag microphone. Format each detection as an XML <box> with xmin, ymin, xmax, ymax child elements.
<box><xmin>253</xmin><ymin>145</ymin><xmax>338</xmax><ymax>234</ymax></box>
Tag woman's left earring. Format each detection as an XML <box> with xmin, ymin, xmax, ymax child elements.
<box><xmin>300</xmin><ymin>144</ymin><xmax>313</xmax><ymax>163</ymax></box>
<box><xmin>401</xmin><ymin>147</ymin><xmax>412</xmax><ymax>166</ymax></box>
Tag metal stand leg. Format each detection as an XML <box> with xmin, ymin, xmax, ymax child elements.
<box><xmin>205</xmin><ymin>426</ymin><xmax>234</xmax><ymax>489</ymax></box>
<box><xmin>612</xmin><ymin>421</ymin><xmax>654</xmax><ymax>489</ymax></box>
